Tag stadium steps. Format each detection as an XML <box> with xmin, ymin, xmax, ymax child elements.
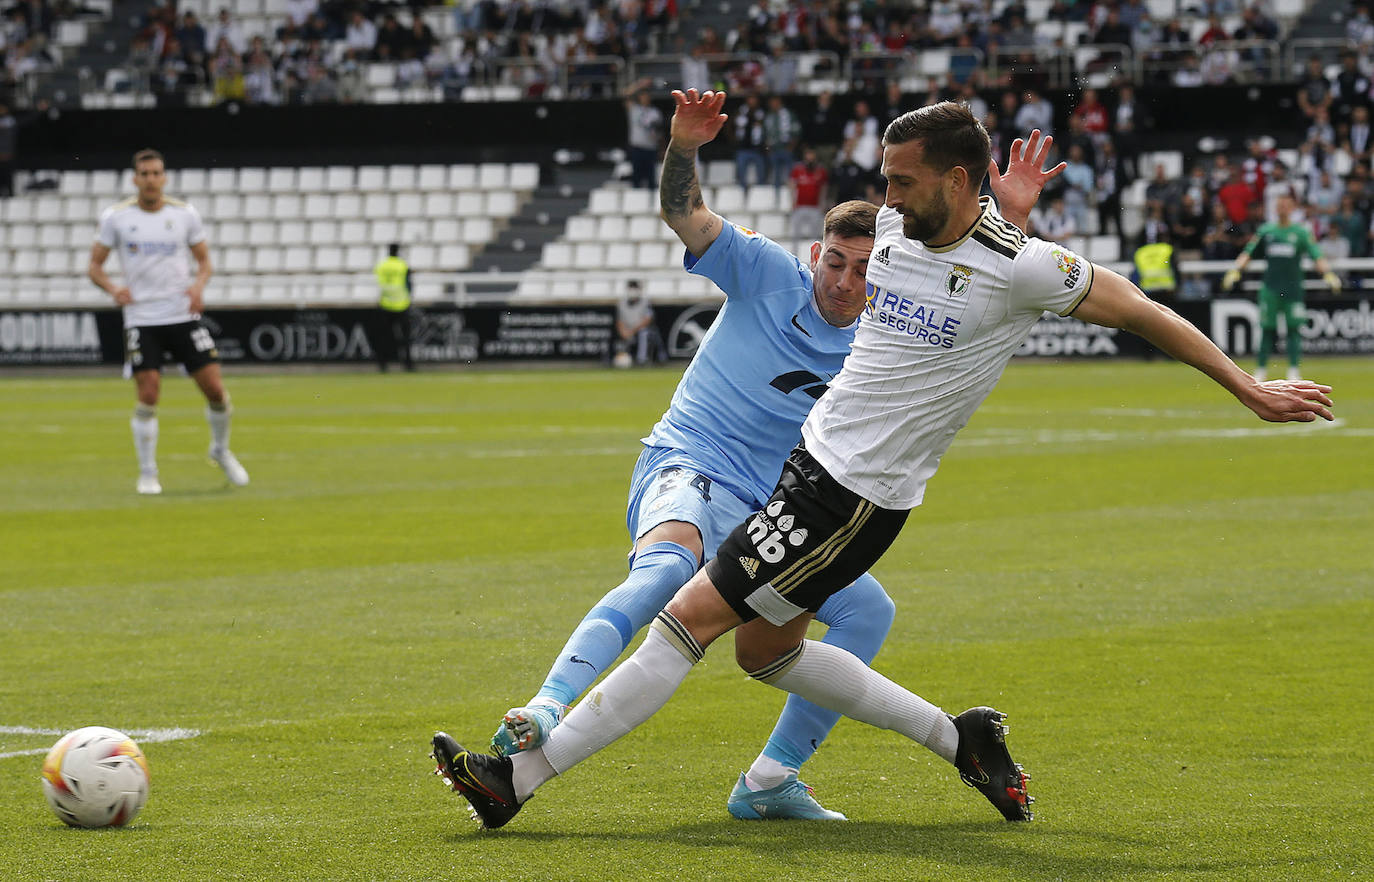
<box><xmin>1289</xmin><ymin>0</ymin><xmax>1348</xmax><ymax>39</ymax></box>
<box><xmin>468</xmin><ymin>165</ymin><xmax>618</xmax><ymax>274</ymax></box>
<box><xmin>33</xmin><ymin>0</ymin><xmax>142</xmax><ymax>106</ymax></box>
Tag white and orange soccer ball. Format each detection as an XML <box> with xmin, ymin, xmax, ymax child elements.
<box><xmin>40</xmin><ymin>727</ymin><xmax>150</xmax><ymax>828</ymax></box>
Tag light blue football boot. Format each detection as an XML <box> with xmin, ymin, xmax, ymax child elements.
<box><xmin>726</xmin><ymin>773</ymin><xmax>847</xmax><ymax>820</ymax></box>
<box><xmin>490</xmin><ymin>701</ymin><xmax>564</xmax><ymax>757</ymax></box>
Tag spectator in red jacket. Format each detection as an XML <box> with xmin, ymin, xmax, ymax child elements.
<box><xmin>1218</xmin><ymin>169</ymin><xmax>1259</xmax><ymax>224</ymax></box>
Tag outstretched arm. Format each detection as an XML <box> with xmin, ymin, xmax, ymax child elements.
<box><xmin>661</xmin><ymin>89</ymin><xmax>729</xmax><ymax>258</ymax></box>
<box><xmin>1071</xmin><ymin>265</ymin><xmax>1334</xmax><ymax>422</ymax></box>
<box><xmin>987</xmin><ymin>130</ymin><xmax>1065</xmax><ymax>234</ymax></box>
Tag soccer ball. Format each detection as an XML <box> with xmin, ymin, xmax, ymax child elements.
<box><xmin>41</xmin><ymin>727</ymin><xmax>150</xmax><ymax>828</ymax></box>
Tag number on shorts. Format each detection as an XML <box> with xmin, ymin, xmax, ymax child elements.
<box><xmin>126</xmin><ymin>328</ymin><xmax>143</xmax><ymax>366</ymax></box>
<box><xmin>657</xmin><ymin>468</ymin><xmax>712</xmax><ymax>503</ymax></box>
<box><xmin>190</xmin><ymin>328</ymin><xmax>215</xmax><ymax>352</ymax></box>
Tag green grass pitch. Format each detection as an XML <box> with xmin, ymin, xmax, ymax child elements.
<box><xmin>2</xmin><ymin>358</ymin><xmax>1371</xmax><ymax>880</ymax></box>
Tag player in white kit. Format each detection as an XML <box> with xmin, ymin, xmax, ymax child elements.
<box><xmin>88</xmin><ymin>149</ymin><xmax>249</xmax><ymax>495</ymax></box>
<box><xmin>434</xmin><ymin>101</ymin><xmax>1336</xmax><ymax>830</ymax></box>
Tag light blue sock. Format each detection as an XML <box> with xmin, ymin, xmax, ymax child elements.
<box><xmin>760</xmin><ymin>573</ymin><xmax>895</xmax><ymax>771</ymax></box>
<box><xmin>535</xmin><ymin>540</ymin><xmax>699</xmax><ymax>708</ymax></box>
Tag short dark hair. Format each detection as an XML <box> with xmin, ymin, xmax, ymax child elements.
<box><xmin>388</xmin><ymin>243</ymin><xmax>401</xmax><ymax>256</ymax></box>
<box><xmin>883</xmin><ymin>101</ymin><xmax>991</xmax><ymax>189</ymax></box>
<box><xmin>823</xmin><ymin>200</ymin><xmax>878</xmax><ymax>239</ymax></box>
<box><xmin>132</xmin><ymin>148</ymin><xmax>164</xmax><ymax>169</ymax></box>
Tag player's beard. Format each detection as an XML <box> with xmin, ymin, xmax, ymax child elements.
<box><xmin>902</xmin><ymin>190</ymin><xmax>952</xmax><ymax>243</ymax></box>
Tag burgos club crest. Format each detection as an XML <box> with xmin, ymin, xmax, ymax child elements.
<box><xmin>946</xmin><ymin>264</ymin><xmax>974</xmax><ymax>297</ymax></box>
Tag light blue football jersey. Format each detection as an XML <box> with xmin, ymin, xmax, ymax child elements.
<box><xmin>641</xmin><ymin>221</ymin><xmax>857</xmax><ymax>508</ymax></box>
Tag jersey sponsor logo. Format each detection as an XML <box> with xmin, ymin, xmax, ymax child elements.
<box><xmin>769</xmin><ymin>369</ymin><xmax>829</xmax><ymax>400</ymax></box>
<box><xmin>873</xmin><ymin>245</ymin><xmax>891</xmax><ymax>266</ymax></box>
<box><xmin>946</xmin><ymin>264</ymin><xmax>974</xmax><ymax>297</ymax></box>
<box><xmin>125</xmin><ymin>241</ymin><xmax>179</xmax><ymax>257</ymax></box>
<box><xmin>790</xmin><ymin>314</ymin><xmax>812</xmax><ymax>337</ymax></box>
<box><xmin>733</xmin><ymin>223</ymin><xmax>759</xmax><ymax>237</ymax></box>
<box><xmin>1051</xmin><ymin>249</ymin><xmax>1083</xmax><ymax>290</ymax></box>
<box><xmin>746</xmin><ymin>500</ymin><xmax>808</xmax><ymax>564</ymax></box>
<box><xmin>865</xmin><ymin>281</ymin><xmax>960</xmax><ymax>349</ymax></box>
<box><xmin>738</xmin><ymin>556</ymin><xmax>760</xmax><ymax>578</ymax></box>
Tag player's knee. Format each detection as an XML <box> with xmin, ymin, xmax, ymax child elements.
<box><xmin>636</xmin><ymin>521</ymin><xmax>704</xmax><ymax>562</ymax></box>
<box><xmin>738</xmin><ymin>639</ymin><xmax>803</xmax><ymax>682</ymax></box>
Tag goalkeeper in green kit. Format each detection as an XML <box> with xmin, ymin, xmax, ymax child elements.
<box><xmin>1222</xmin><ymin>193</ymin><xmax>1341</xmax><ymax>381</ymax></box>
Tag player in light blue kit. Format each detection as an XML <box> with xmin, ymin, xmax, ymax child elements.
<box><xmin>476</xmin><ymin>89</ymin><xmax>1060</xmax><ymax>820</ymax></box>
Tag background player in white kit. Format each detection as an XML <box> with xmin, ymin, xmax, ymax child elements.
<box><xmin>433</xmin><ymin>99</ymin><xmax>1335</xmax><ymax>830</ymax></box>
<box><xmin>88</xmin><ymin>149</ymin><xmax>249</xmax><ymax>495</ymax></box>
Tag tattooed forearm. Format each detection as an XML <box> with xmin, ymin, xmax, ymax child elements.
<box><xmin>660</xmin><ymin>145</ymin><xmax>704</xmax><ymax>221</ymax></box>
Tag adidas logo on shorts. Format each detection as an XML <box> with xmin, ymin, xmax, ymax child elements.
<box><xmin>738</xmin><ymin>556</ymin><xmax>760</xmax><ymax>578</ymax></box>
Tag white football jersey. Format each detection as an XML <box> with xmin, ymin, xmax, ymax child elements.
<box><xmin>802</xmin><ymin>198</ymin><xmax>1095</xmax><ymax>509</ymax></box>
<box><xmin>96</xmin><ymin>198</ymin><xmax>207</xmax><ymax>328</ymax></box>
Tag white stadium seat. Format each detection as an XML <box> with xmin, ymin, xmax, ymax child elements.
<box><xmin>208</xmin><ymin>168</ymin><xmax>238</xmax><ymax>192</ymax></box>
<box><xmin>278</xmin><ymin>221</ymin><xmax>307</xmax><ymax>246</ymax></box>
<box><xmin>605</xmin><ymin>242</ymin><xmax>636</xmax><ymax>269</ymax></box>
<box><xmin>541</xmin><ymin>242</ymin><xmax>574</xmax><ymax>267</ymax></box>
<box><xmin>455</xmin><ymin>192</ymin><xmax>484</xmax><ymax>217</ymax></box>
<box><xmin>271</xmin><ymin>194</ymin><xmax>303</xmax><ymax>219</ymax></box>
<box><xmin>462</xmin><ymin>218</ymin><xmax>495</xmax><ymax>244</ymax></box>
<box><xmin>307</xmin><ymin>220</ymin><xmax>338</xmax><ymax>245</ymax></box>
<box><xmin>297</xmin><ymin>167</ymin><xmax>326</xmax><ymax>191</ymax></box>
<box><xmin>325</xmin><ymin>166</ymin><xmax>355</xmax><ymax>192</ymax></box>
<box><xmin>394</xmin><ymin>192</ymin><xmax>424</xmax><ymax>217</ymax></box>
<box><xmin>238</xmin><ymin>168</ymin><xmax>267</xmax><ymax>191</ymax></box>
<box><xmin>566</xmin><ymin>216</ymin><xmax>597</xmax><ymax>242</ymax></box>
<box><xmin>313</xmin><ymin>246</ymin><xmax>343</xmax><ymax>272</ymax></box>
<box><xmin>588</xmin><ymin>189</ymin><xmax>620</xmax><ymax>215</ymax></box>
<box><xmin>430</xmin><ymin>218</ymin><xmax>460</xmax><ymax>242</ymax></box>
<box><xmin>438</xmin><ymin>243</ymin><xmax>470</xmax><ymax>269</ymax></box>
<box><xmin>242</xmin><ymin>194</ymin><xmax>273</xmax><ymax>219</ymax></box>
<box><xmin>417</xmin><ymin>165</ymin><xmax>448</xmax><ymax>191</ymax></box>
<box><xmin>622</xmin><ymin>189</ymin><xmax>654</xmax><ymax>215</ymax></box>
<box><xmin>509</xmin><ymin>163</ymin><xmax>539</xmax><ymax>190</ymax></box>
<box><xmin>387</xmin><ymin>166</ymin><xmax>417</xmax><ymax>190</ymax></box>
<box><xmin>266</xmin><ymin>167</ymin><xmax>297</xmax><ymax>193</ymax></box>
<box><xmin>370</xmin><ymin>219</ymin><xmax>400</xmax><ymax>243</ymax></box>
<box><xmin>449</xmin><ymin>164</ymin><xmax>478</xmax><ymax>190</ymax></box>
<box><xmin>596</xmin><ymin>216</ymin><xmax>629</xmax><ymax>241</ymax></box>
<box><xmin>477</xmin><ymin>163</ymin><xmax>508</xmax><ymax>190</ymax></box>
<box><xmin>486</xmin><ymin>191</ymin><xmax>517</xmax><ymax>217</ymax></box>
<box><xmin>248</xmin><ymin>222</ymin><xmax>278</xmax><ymax>247</ymax></box>
<box><xmin>357</xmin><ymin>166</ymin><xmax>387</xmax><ymax>191</ymax></box>
<box><xmin>423</xmin><ymin>193</ymin><xmax>454</xmax><ymax>216</ymax></box>
<box><xmin>333</xmin><ymin>194</ymin><xmax>363</xmax><ymax>217</ymax></box>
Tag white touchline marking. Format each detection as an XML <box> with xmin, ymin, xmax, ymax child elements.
<box><xmin>0</xmin><ymin>726</ymin><xmax>202</xmax><ymax>759</ymax></box>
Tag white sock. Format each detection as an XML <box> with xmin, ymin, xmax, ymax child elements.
<box><xmin>131</xmin><ymin>405</ymin><xmax>158</xmax><ymax>475</ymax></box>
<box><xmin>510</xmin><ymin>748</ymin><xmax>556</xmax><ymax>803</ymax></box>
<box><xmin>744</xmin><ymin>754</ymin><xmax>797</xmax><ymax>791</ymax></box>
<box><xmin>762</xmin><ymin>640</ymin><xmax>959</xmax><ymax>764</ymax></box>
<box><xmin>537</xmin><ymin>624</ymin><xmax>697</xmax><ymax>785</ymax></box>
<box><xmin>206</xmin><ymin>397</ymin><xmax>232</xmax><ymax>455</ymax></box>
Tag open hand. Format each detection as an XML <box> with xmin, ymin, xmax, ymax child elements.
<box><xmin>669</xmin><ymin>89</ymin><xmax>729</xmax><ymax>153</ymax></box>
<box><xmin>1246</xmin><ymin>379</ymin><xmax>1334</xmax><ymax>422</ymax></box>
<box><xmin>987</xmin><ymin>130</ymin><xmax>1066</xmax><ymax>226</ymax></box>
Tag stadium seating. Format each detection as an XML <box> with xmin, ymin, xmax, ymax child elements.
<box><xmin>0</xmin><ymin>162</ymin><xmax>537</xmax><ymax>307</ymax></box>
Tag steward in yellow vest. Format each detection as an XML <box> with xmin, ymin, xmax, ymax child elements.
<box><xmin>1133</xmin><ymin>240</ymin><xmax>1176</xmax><ymax>299</ymax></box>
<box><xmin>373</xmin><ymin>244</ymin><xmax>414</xmax><ymax>371</ymax></box>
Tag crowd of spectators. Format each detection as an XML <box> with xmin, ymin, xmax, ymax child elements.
<box><xmin>114</xmin><ymin>0</ymin><xmax>681</xmax><ymax>107</ymax></box>
<box><xmin>93</xmin><ymin>0</ymin><xmax>1333</xmax><ymax>111</ymax></box>
<box><xmin>701</xmin><ymin>49</ymin><xmax>1374</xmax><ymax>293</ymax></box>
